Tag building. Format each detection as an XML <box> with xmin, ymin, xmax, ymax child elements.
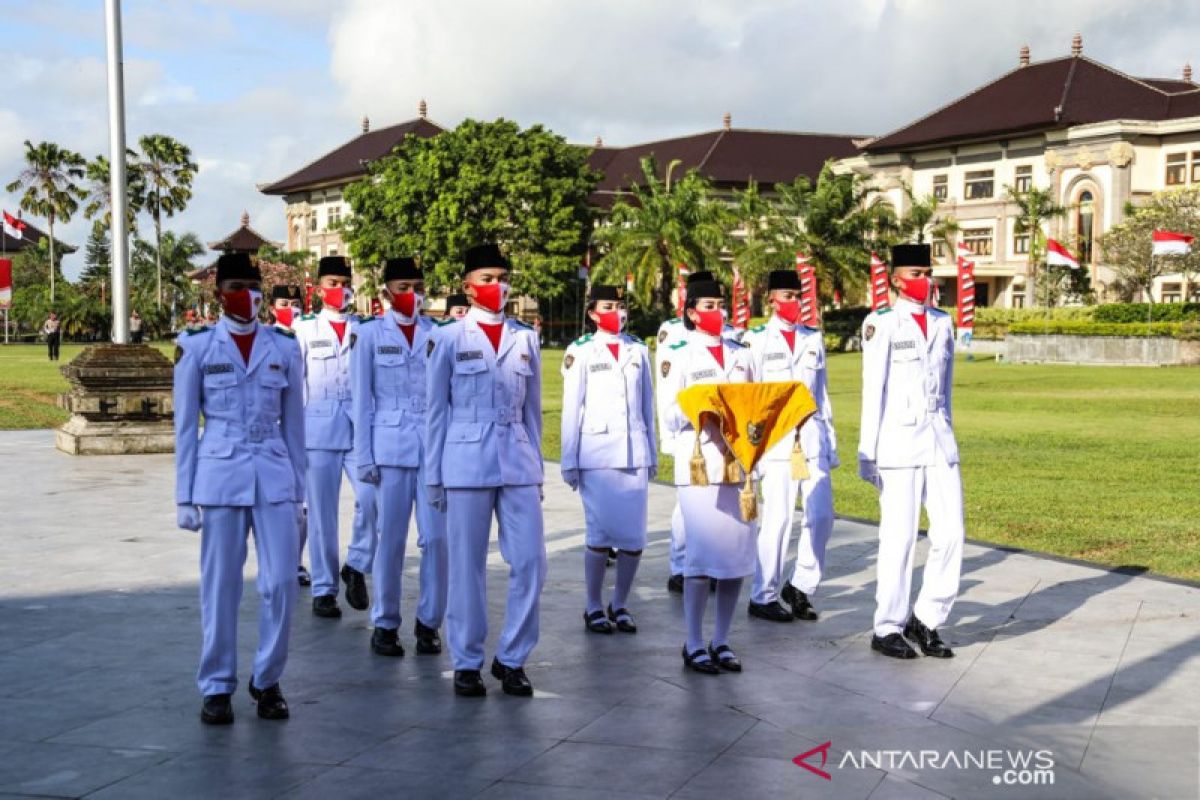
<box><xmin>1</xmin><ymin>216</ymin><xmax>76</xmax><ymax>259</ymax></box>
<box><xmin>838</xmin><ymin>35</ymin><xmax>1200</xmax><ymax>307</ymax></box>
<box><xmin>187</xmin><ymin>211</ymin><xmax>280</xmax><ymax>285</ymax></box>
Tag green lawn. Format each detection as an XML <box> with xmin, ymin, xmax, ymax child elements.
<box><xmin>6</xmin><ymin>341</ymin><xmax>1200</xmax><ymax>580</ymax></box>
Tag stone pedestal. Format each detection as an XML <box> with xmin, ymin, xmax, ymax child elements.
<box><xmin>55</xmin><ymin>344</ymin><xmax>175</xmax><ymax>455</ymax></box>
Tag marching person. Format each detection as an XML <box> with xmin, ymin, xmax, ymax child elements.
<box><xmin>858</xmin><ymin>243</ymin><xmax>963</xmax><ymax>660</ymax></box>
<box><xmin>658</xmin><ymin>279</ymin><xmax>756</xmax><ymax>674</ymax></box>
<box><xmin>743</xmin><ymin>270</ymin><xmax>838</xmax><ymax>623</ymax></box>
<box><xmin>425</xmin><ymin>243</ymin><xmax>545</xmax><ymax>697</ymax></box>
<box><xmin>293</xmin><ymin>256</ymin><xmax>377</xmax><ymax>619</ymax></box>
<box><xmin>270</xmin><ymin>284</ymin><xmax>311</xmax><ymax>587</ymax></box>
<box><xmin>443</xmin><ymin>293</ymin><xmax>470</xmax><ymax>321</ymax></box>
<box><xmin>174</xmin><ymin>252</ymin><xmax>304</xmax><ymax>724</ymax></box>
<box><xmin>42</xmin><ymin>311</ymin><xmax>61</xmax><ymax>361</ymax></box>
<box><xmin>561</xmin><ymin>285</ymin><xmax>656</xmax><ymax>635</ymax></box>
<box><xmin>352</xmin><ymin>256</ymin><xmax>447</xmax><ymax>657</ymax></box>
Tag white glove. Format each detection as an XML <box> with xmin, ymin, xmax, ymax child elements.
<box><xmin>539</xmin><ymin>484</ymin><xmax>545</xmax><ymax>503</ymax></box>
<box><xmin>857</xmin><ymin>458</ymin><xmax>882</xmax><ymax>489</ymax></box>
<box><xmin>358</xmin><ymin>463</ymin><xmax>381</xmax><ymax>484</ymax></box>
<box><xmin>829</xmin><ymin>451</ymin><xmax>842</xmax><ymax>470</ymax></box>
<box><xmin>428</xmin><ymin>484</ymin><xmax>446</xmax><ymax>512</ymax></box>
<box><xmin>177</xmin><ymin>503</ymin><xmax>202</xmax><ymax>531</ymax></box>
<box><xmin>561</xmin><ymin>468</ymin><xmax>580</xmax><ymax>491</ymax></box>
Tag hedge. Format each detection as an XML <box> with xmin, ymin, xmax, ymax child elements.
<box><xmin>1008</xmin><ymin>321</ymin><xmax>1200</xmax><ymax>339</ymax></box>
<box><xmin>1091</xmin><ymin>303</ymin><xmax>1200</xmax><ymax>323</ymax></box>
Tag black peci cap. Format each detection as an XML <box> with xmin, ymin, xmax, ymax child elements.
<box><xmin>270</xmin><ymin>284</ymin><xmax>302</xmax><ymax>301</ymax></box>
<box><xmin>317</xmin><ymin>255</ymin><xmax>352</xmax><ymax>278</ymax></box>
<box><xmin>685</xmin><ymin>280</ymin><xmax>723</xmax><ymax>301</ymax></box>
<box><xmin>767</xmin><ymin>270</ymin><xmax>802</xmax><ymax>291</ymax></box>
<box><xmin>685</xmin><ymin>270</ymin><xmax>714</xmax><ymax>286</ymax></box>
<box><xmin>890</xmin><ymin>243</ymin><xmax>931</xmax><ymax>268</ymax></box>
<box><xmin>215</xmin><ymin>253</ymin><xmax>261</xmax><ymax>284</ymax></box>
<box><xmin>588</xmin><ymin>284</ymin><xmax>625</xmax><ymax>303</ymax></box>
<box><xmin>383</xmin><ymin>256</ymin><xmax>421</xmax><ymax>282</ymax></box>
<box><xmin>444</xmin><ymin>293</ymin><xmax>469</xmax><ymax>310</ymax></box>
<box><xmin>463</xmin><ymin>243</ymin><xmax>510</xmax><ymax>275</ymax></box>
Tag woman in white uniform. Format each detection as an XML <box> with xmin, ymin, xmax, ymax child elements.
<box><xmin>561</xmin><ymin>285</ymin><xmax>657</xmax><ymax>634</ymax></box>
<box><xmin>657</xmin><ymin>280</ymin><xmax>757</xmax><ymax>673</ymax></box>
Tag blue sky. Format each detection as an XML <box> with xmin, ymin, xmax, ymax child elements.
<box><xmin>3</xmin><ymin>0</ymin><xmax>1199</xmax><ymax>281</ymax></box>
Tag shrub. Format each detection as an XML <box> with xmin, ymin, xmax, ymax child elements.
<box><xmin>1008</xmin><ymin>320</ymin><xmax>1200</xmax><ymax>339</ymax></box>
<box><xmin>1091</xmin><ymin>303</ymin><xmax>1200</xmax><ymax>323</ymax></box>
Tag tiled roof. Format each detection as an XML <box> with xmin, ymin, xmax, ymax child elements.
<box><xmin>1</xmin><ymin>217</ymin><xmax>76</xmax><ymax>254</ymax></box>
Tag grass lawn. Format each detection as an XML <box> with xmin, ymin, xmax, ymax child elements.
<box><xmin>5</xmin><ymin>341</ymin><xmax>1200</xmax><ymax>580</ymax></box>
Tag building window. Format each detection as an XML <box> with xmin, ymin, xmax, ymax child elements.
<box><xmin>932</xmin><ymin>240</ymin><xmax>946</xmax><ymax>259</ymax></box>
<box><xmin>328</xmin><ymin>206</ymin><xmax>342</xmax><ymax>229</ymax></box>
<box><xmin>932</xmin><ymin>174</ymin><xmax>948</xmax><ymax>201</ymax></box>
<box><xmin>1013</xmin><ymin>165</ymin><xmax>1033</xmax><ymax>193</ymax></box>
<box><xmin>1161</xmin><ymin>282</ymin><xmax>1183</xmax><ymax>303</ymax></box>
<box><xmin>1076</xmin><ymin>190</ymin><xmax>1095</xmax><ymax>265</ymax></box>
<box><xmin>1011</xmin><ymin>291</ymin><xmax>1025</xmax><ymax>308</ymax></box>
<box><xmin>1191</xmin><ymin>153</ymin><xmax>1200</xmax><ymax>183</ymax></box>
<box><xmin>308</xmin><ymin>213</ymin><xmax>318</xmax><ymax>233</ymax></box>
<box><xmin>960</xmin><ymin>227</ymin><xmax>993</xmax><ymax>256</ymax></box>
<box><xmin>1014</xmin><ymin>232</ymin><xmax>1030</xmax><ymax>255</ymax></box>
<box><xmin>328</xmin><ymin>245</ymin><xmax>339</xmax><ymax>256</ymax></box>
<box><xmin>1166</xmin><ymin>153</ymin><xmax>1187</xmax><ymax>185</ymax></box>
<box><xmin>964</xmin><ymin>170</ymin><xmax>994</xmax><ymax>200</ymax></box>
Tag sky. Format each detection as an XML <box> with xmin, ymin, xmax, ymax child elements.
<box><xmin>3</xmin><ymin>0</ymin><xmax>1200</xmax><ymax>280</ymax></box>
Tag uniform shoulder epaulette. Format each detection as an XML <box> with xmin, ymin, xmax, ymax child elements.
<box><xmin>928</xmin><ymin>307</ymin><xmax>949</xmax><ymax>318</ymax></box>
<box><xmin>510</xmin><ymin>318</ymin><xmax>534</xmax><ymax>330</ymax></box>
<box><xmin>273</xmin><ymin>327</ymin><xmax>296</xmax><ymax>338</ymax></box>
<box><xmin>873</xmin><ymin>307</ymin><xmax>893</xmax><ymax>316</ymax></box>
<box><xmin>300</xmin><ymin>313</ymin><xmax>316</xmax><ymax>321</ymax></box>
<box><xmin>800</xmin><ymin>325</ymin><xmax>820</xmax><ymax>333</ymax></box>
<box><xmin>727</xmin><ymin>338</ymin><xmax>749</xmax><ymax>348</ymax></box>
<box><xmin>433</xmin><ymin>317</ymin><xmax>453</xmax><ymax>327</ymax></box>
<box><xmin>668</xmin><ymin>340</ymin><xmax>688</xmax><ymax>350</ymax></box>
<box><xmin>626</xmin><ymin>334</ymin><xmax>645</xmax><ymax>345</ymax></box>
<box><xmin>573</xmin><ymin>333</ymin><xmax>593</xmax><ymax>346</ymax></box>
<box><xmin>184</xmin><ymin>326</ymin><xmax>211</xmax><ymax>336</ymax></box>
<box><xmin>356</xmin><ymin>315</ymin><xmax>376</xmax><ymax>325</ymax></box>
<box><xmin>749</xmin><ymin>323</ymin><xmax>767</xmax><ymax>333</ymax></box>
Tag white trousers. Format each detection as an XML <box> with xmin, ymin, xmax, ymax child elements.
<box><xmin>371</xmin><ymin>466</ymin><xmax>448</xmax><ymax>631</ymax></box>
<box><xmin>874</xmin><ymin>462</ymin><xmax>964</xmax><ymax>637</ymax></box>
<box><xmin>751</xmin><ymin>461</ymin><xmax>834</xmax><ymax>604</ymax></box>
<box><xmin>197</xmin><ymin>500</ymin><xmax>298</xmax><ymax>696</ymax></box>
<box><xmin>669</xmin><ymin>502</ymin><xmax>685</xmax><ymax>575</ymax></box>
<box><xmin>305</xmin><ymin>449</ymin><xmax>377</xmax><ymax>596</ymax></box>
<box><xmin>445</xmin><ymin>486</ymin><xmax>546</xmax><ymax>671</ymax></box>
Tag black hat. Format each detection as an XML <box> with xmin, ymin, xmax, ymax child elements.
<box><xmin>767</xmin><ymin>270</ymin><xmax>802</xmax><ymax>292</ymax></box>
<box><xmin>383</xmin><ymin>256</ymin><xmax>421</xmax><ymax>282</ymax></box>
<box><xmin>463</xmin><ymin>243</ymin><xmax>510</xmax><ymax>275</ymax></box>
<box><xmin>685</xmin><ymin>270</ymin><xmax>714</xmax><ymax>286</ymax></box>
<box><xmin>588</xmin><ymin>284</ymin><xmax>625</xmax><ymax>303</ymax></box>
<box><xmin>890</xmin><ymin>244</ymin><xmax>931</xmax><ymax>268</ymax></box>
<box><xmin>215</xmin><ymin>253</ymin><xmax>260</xmax><ymax>284</ymax></box>
<box><xmin>270</xmin><ymin>284</ymin><xmax>302</xmax><ymax>301</ymax></box>
<box><xmin>685</xmin><ymin>280</ymin><xmax>723</xmax><ymax>301</ymax></box>
<box><xmin>444</xmin><ymin>293</ymin><xmax>469</xmax><ymax>310</ymax></box>
<box><xmin>317</xmin><ymin>255</ymin><xmax>352</xmax><ymax>278</ymax></box>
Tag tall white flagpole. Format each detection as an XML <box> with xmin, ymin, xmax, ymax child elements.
<box><xmin>105</xmin><ymin>0</ymin><xmax>130</xmax><ymax>345</ymax></box>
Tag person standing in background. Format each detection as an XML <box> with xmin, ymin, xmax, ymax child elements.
<box><xmin>42</xmin><ymin>312</ymin><xmax>60</xmax><ymax>360</ymax></box>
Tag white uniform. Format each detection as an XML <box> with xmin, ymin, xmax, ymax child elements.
<box><xmin>560</xmin><ymin>331</ymin><xmax>657</xmax><ymax>551</ymax></box>
<box><xmin>858</xmin><ymin>299</ymin><xmax>963</xmax><ymax>637</ymax></box>
<box><xmin>174</xmin><ymin>318</ymin><xmax>305</xmax><ymax>696</ymax></box>
<box><xmin>743</xmin><ymin>316</ymin><xmax>838</xmax><ymax>604</ymax></box>
<box><xmin>351</xmin><ymin>314</ymin><xmax>447</xmax><ymax>632</ymax></box>
<box><xmin>293</xmin><ymin>311</ymin><xmax>378</xmax><ymax>598</ymax></box>
<box><xmin>657</xmin><ymin>329</ymin><xmax>757</xmax><ymax>579</ymax></box>
<box><xmin>275</xmin><ymin>319</ymin><xmax>309</xmax><ymax>568</ymax></box>
<box><xmin>424</xmin><ymin>308</ymin><xmax>545</xmax><ymax>671</ymax></box>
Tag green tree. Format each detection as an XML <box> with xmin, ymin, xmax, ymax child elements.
<box><xmin>1102</xmin><ymin>188</ymin><xmax>1200</xmax><ymax>307</ymax></box>
<box><xmin>1006</xmin><ymin>184</ymin><xmax>1067</xmax><ymax>306</ymax></box>
<box><xmin>591</xmin><ymin>156</ymin><xmax>731</xmax><ymax>312</ymax></box>
<box><xmin>728</xmin><ymin>180</ymin><xmax>789</xmax><ymax>293</ymax></box>
<box><xmin>82</xmin><ymin>152</ymin><xmax>144</xmax><ymax>235</ymax></box>
<box><xmin>80</xmin><ymin>225</ymin><xmax>111</xmax><ymax>304</ymax></box>
<box><xmin>342</xmin><ymin>118</ymin><xmax>599</xmax><ymax>299</ymax></box>
<box><xmin>5</xmin><ymin>140</ymin><xmax>86</xmax><ymax>303</ymax></box>
<box><xmin>131</xmin><ymin>231</ymin><xmax>205</xmax><ymax>335</ymax></box>
<box><xmin>898</xmin><ymin>183</ymin><xmax>960</xmax><ymax>264</ymax></box>
<box><xmin>136</xmin><ymin>134</ymin><xmax>198</xmax><ymax>309</ymax></box>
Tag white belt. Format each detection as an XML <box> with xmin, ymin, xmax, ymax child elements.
<box><xmin>381</xmin><ymin>395</ymin><xmax>426</xmax><ymax>412</ymax></box>
<box><xmin>925</xmin><ymin>396</ymin><xmax>944</xmax><ymax>412</ymax></box>
<box><xmin>207</xmin><ymin>419</ymin><xmax>280</xmax><ymax>442</ymax></box>
<box><xmin>453</xmin><ymin>406</ymin><xmax>520</xmax><ymax>424</ymax></box>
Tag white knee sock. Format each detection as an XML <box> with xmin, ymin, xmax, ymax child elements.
<box><xmin>713</xmin><ymin>577</ymin><xmax>743</xmax><ymax>649</ymax></box>
<box><xmin>611</xmin><ymin>551</ymin><xmax>640</xmax><ymax>611</ymax></box>
<box><xmin>684</xmin><ymin>577</ymin><xmax>709</xmax><ymax>654</ymax></box>
<box><xmin>584</xmin><ymin>548</ymin><xmax>607</xmax><ymax>614</ymax></box>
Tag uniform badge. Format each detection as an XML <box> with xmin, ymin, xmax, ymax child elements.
<box><xmin>268</xmin><ymin>363</ymin><xmax>282</xmax><ymax>371</ymax></box>
<box><xmin>661</xmin><ymin>361</ymin><xmax>671</xmax><ymax>378</ymax></box>
<box><xmin>426</xmin><ymin>340</ymin><xmax>436</xmax><ymax>357</ymax></box>
<box><xmin>564</xmin><ymin>354</ymin><xmax>575</xmax><ymax>369</ymax></box>
<box><xmin>520</xmin><ymin>353</ymin><xmax>530</xmax><ymax>363</ymax></box>
<box><xmin>747</xmin><ymin>421</ymin><xmax>765</xmax><ymax>446</ymax></box>
<box><xmin>173</xmin><ymin>345</ymin><xmax>183</xmax><ymax>365</ymax></box>
<box><xmin>865</xmin><ymin>324</ymin><xmax>876</xmax><ymax>342</ymax></box>
<box><xmin>658</xmin><ymin>330</ymin><xmax>668</xmax><ymax>344</ymax></box>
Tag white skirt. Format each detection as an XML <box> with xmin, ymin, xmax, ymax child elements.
<box><xmin>678</xmin><ymin>485</ymin><xmax>756</xmax><ymax>579</ymax></box>
<box><xmin>579</xmin><ymin>467</ymin><xmax>649</xmax><ymax>551</ymax></box>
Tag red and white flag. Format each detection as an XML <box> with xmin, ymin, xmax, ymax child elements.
<box><xmin>731</xmin><ymin>266</ymin><xmax>750</xmax><ymax>330</ymax></box>
<box><xmin>625</xmin><ymin>272</ymin><xmax>634</xmax><ymax>294</ymax></box>
<box><xmin>795</xmin><ymin>251</ymin><xmax>820</xmax><ymax>327</ymax></box>
<box><xmin>1045</xmin><ymin>238</ymin><xmax>1079</xmax><ymax>269</ymax></box>
<box><xmin>1152</xmin><ymin>229</ymin><xmax>1195</xmax><ymax>256</ymax></box>
<box><xmin>578</xmin><ymin>249</ymin><xmax>591</xmax><ymax>280</ymax></box>
<box><xmin>2</xmin><ymin>211</ymin><xmax>26</xmax><ymax>241</ymax></box>
<box><xmin>0</xmin><ymin>258</ymin><xmax>11</xmax><ymax>309</ymax></box>
<box><xmin>869</xmin><ymin>252</ymin><xmax>890</xmax><ymax>311</ymax></box>
<box><xmin>676</xmin><ymin>263</ymin><xmax>689</xmax><ymax>318</ymax></box>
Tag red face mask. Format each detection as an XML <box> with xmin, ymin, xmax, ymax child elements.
<box><xmin>594</xmin><ymin>309</ymin><xmax>626</xmax><ymax>335</ymax></box>
<box><xmin>897</xmin><ymin>276</ymin><xmax>931</xmax><ymax>303</ymax></box>
<box><xmin>774</xmin><ymin>299</ymin><xmax>801</xmax><ymax>324</ymax></box>
<box><xmin>321</xmin><ymin>286</ymin><xmax>353</xmax><ymax>311</ymax></box>
<box><xmin>693</xmin><ymin>308</ymin><xmax>724</xmax><ymax>337</ymax></box>
<box><xmin>470</xmin><ymin>282</ymin><xmax>508</xmax><ymax>313</ymax></box>
<box><xmin>274</xmin><ymin>306</ymin><xmax>295</xmax><ymax>328</ymax></box>
<box><xmin>390</xmin><ymin>291</ymin><xmax>421</xmax><ymax>317</ymax></box>
<box><xmin>220</xmin><ymin>289</ymin><xmax>262</xmax><ymax>323</ymax></box>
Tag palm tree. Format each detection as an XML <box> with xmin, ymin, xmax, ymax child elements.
<box><xmin>131</xmin><ymin>231</ymin><xmax>205</xmax><ymax>334</ymax></box>
<box><xmin>728</xmin><ymin>180</ymin><xmax>788</xmax><ymax>292</ymax></box>
<box><xmin>5</xmin><ymin>140</ymin><xmax>86</xmax><ymax>303</ymax></box>
<box><xmin>896</xmin><ymin>183</ymin><xmax>960</xmax><ymax>268</ymax></box>
<box><xmin>1006</xmin><ymin>184</ymin><xmax>1066</xmax><ymax>306</ymax></box>
<box><xmin>136</xmin><ymin>135</ymin><xmax>198</xmax><ymax>309</ymax></box>
<box><xmin>82</xmin><ymin>151</ymin><xmax>144</xmax><ymax>234</ymax></box>
<box><xmin>591</xmin><ymin>156</ymin><xmax>731</xmax><ymax>313</ymax></box>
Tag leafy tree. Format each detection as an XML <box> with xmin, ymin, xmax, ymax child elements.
<box><xmin>728</xmin><ymin>180</ymin><xmax>789</xmax><ymax>293</ymax></box>
<box><xmin>1006</xmin><ymin>184</ymin><xmax>1067</xmax><ymax>306</ymax></box>
<box><xmin>81</xmin><ymin>226</ymin><xmax>112</xmax><ymax>304</ymax></box>
<box><xmin>131</xmin><ymin>231</ymin><xmax>205</xmax><ymax>335</ymax></box>
<box><xmin>1102</xmin><ymin>188</ymin><xmax>1200</xmax><ymax>308</ymax></box>
<box><xmin>136</xmin><ymin>134</ymin><xmax>198</xmax><ymax>309</ymax></box>
<box><xmin>898</xmin><ymin>183</ymin><xmax>960</xmax><ymax>264</ymax></box>
<box><xmin>342</xmin><ymin>118</ymin><xmax>599</xmax><ymax>299</ymax></box>
<box><xmin>5</xmin><ymin>140</ymin><xmax>86</xmax><ymax>303</ymax></box>
<box><xmin>591</xmin><ymin>156</ymin><xmax>730</xmax><ymax>312</ymax></box>
<box><xmin>82</xmin><ymin>152</ymin><xmax>144</xmax><ymax>235</ymax></box>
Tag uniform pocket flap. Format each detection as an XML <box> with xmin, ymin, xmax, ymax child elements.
<box><xmin>202</xmin><ymin>371</ymin><xmax>238</xmax><ymax>388</ymax></box>
<box><xmin>582</xmin><ymin>420</ymin><xmax>608</xmax><ymax>434</ymax></box>
<box><xmin>306</xmin><ymin>400</ymin><xmax>334</xmax><ymax>417</ymax></box>
<box><xmin>375</xmin><ymin>409</ymin><xmax>403</xmax><ymax>426</ymax></box>
<box><xmin>198</xmin><ymin>437</ymin><xmax>235</xmax><ymax>458</ymax></box>
<box><xmin>447</xmin><ymin>422</ymin><xmax>483</xmax><ymax>443</ymax></box>
<box><xmin>260</xmin><ymin>371</ymin><xmax>288</xmax><ymax>388</ymax></box>
<box><xmin>454</xmin><ymin>358</ymin><xmax>487</xmax><ymax>375</ymax></box>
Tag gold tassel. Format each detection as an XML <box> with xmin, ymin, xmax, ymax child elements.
<box><xmin>690</xmin><ymin>434</ymin><xmax>710</xmax><ymax>486</ymax></box>
<box><xmin>791</xmin><ymin>435</ymin><xmax>810</xmax><ymax>481</ymax></box>
<box><xmin>722</xmin><ymin>450</ymin><xmax>741</xmax><ymax>484</ymax></box>
<box><xmin>739</xmin><ymin>469</ymin><xmax>758</xmax><ymax>521</ymax></box>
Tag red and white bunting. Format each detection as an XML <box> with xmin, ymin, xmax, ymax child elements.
<box><xmin>731</xmin><ymin>266</ymin><xmax>750</xmax><ymax>329</ymax></box>
<box><xmin>1152</xmin><ymin>229</ymin><xmax>1195</xmax><ymax>256</ymax></box>
<box><xmin>1045</xmin><ymin>238</ymin><xmax>1079</xmax><ymax>269</ymax></box>
<box><xmin>795</xmin><ymin>251</ymin><xmax>820</xmax><ymax>327</ymax></box>
<box><xmin>869</xmin><ymin>251</ymin><xmax>890</xmax><ymax>311</ymax></box>
<box><xmin>956</xmin><ymin>254</ymin><xmax>976</xmax><ymax>330</ymax></box>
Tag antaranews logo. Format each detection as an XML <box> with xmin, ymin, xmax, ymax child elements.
<box><xmin>792</xmin><ymin>744</ymin><xmax>1056</xmax><ymax>787</ymax></box>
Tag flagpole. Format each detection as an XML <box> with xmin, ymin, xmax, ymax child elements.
<box><xmin>105</xmin><ymin>0</ymin><xmax>130</xmax><ymax>345</ymax></box>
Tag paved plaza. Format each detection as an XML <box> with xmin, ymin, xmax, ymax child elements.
<box><xmin>0</xmin><ymin>428</ymin><xmax>1197</xmax><ymax>799</ymax></box>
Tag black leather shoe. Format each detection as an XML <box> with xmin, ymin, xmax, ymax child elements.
<box><xmin>667</xmin><ymin>574</ymin><xmax>684</xmax><ymax>594</ymax></box>
<box><xmin>248</xmin><ymin>680</ymin><xmax>289</xmax><ymax>720</ymax></box>
<box><xmin>709</xmin><ymin>643</ymin><xmax>743</xmax><ymax>673</ymax></box>
<box><xmin>312</xmin><ymin>594</ymin><xmax>342</xmax><ymax>618</ymax></box>
<box><xmin>453</xmin><ymin>670</ymin><xmax>487</xmax><ymax>697</ymax></box>
<box><xmin>747</xmin><ymin>600</ymin><xmax>795</xmax><ymax>623</ymax></box>
<box><xmin>491</xmin><ymin>657</ymin><xmax>534</xmax><ymax>696</ymax></box>
<box><xmin>296</xmin><ymin>565</ymin><xmax>311</xmax><ymax>587</ymax></box>
<box><xmin>414</xmin><ymin>620</ymin><xmax>442</xmax><ymax>655</ymax></box>
<box><xmin>871</xmin><ymin>633</ymin><xmax>918</xmax><ymax>660</ymax></box>
<box><xmin>682</xmin><ymin>645</ymin><xmax>720</xmax><ymax>675</ymax></box>
<box><xmin>780</xmin><ymin>583</ymin><xmax>819</xmax><ymax>621</ymax></box>
<box><xmin>584</xmin><ymin>609</ymin><xmax>614</xmax><ymax>634</ymax></box>
<box><xmin>200</xmin><ymin>693</ymin><xmax>233</xmax><ymax>725</ymax></box>
<box><xmin>606</xmin><ymin>604</ymin><xmax>637</xmax><ymax>634</ymax></box>
<box><xmin>340</xmin><ymin>564</ymin><xmax>369</xmax><ymax>610</ymax></box>
<box><xmin>904</xmin><ymin>616</ymin><xmax>954</xmax><ymax>658</ymax></box>
<box><xmin>371</xmin><ymin>627</ymin><xmax>405</xmax><ymax>657</ymax></box>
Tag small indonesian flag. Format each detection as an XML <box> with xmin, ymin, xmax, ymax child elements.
<box><xmin>578</xmin><ymin>249</ymin><xmax>591</xmax><ymax>280</ymax></box>
<box><xmin>1152</xmin><ymin>229</ymin><xmax>1195</xmax><ymax>256</ymax></box>
<box><xmin>0</xmin><ymin>258</ymin><xmax>11</xmax><ymax>309</ymax></box>
<box><xmin>1045</xmin><ymin>238</ymin><xmax>1079</xmax><ymax>269</ymax></box>
<box><xmin>625</xmin><ymin>272</ymin><xmax>634</xmax><ymax>294</ymax></box>
<box><xmin>869</xmin><ymin>251</ymin><xmax>890</xmax><ymax>311</ymax></box>
<box><xmin>3</xmin><ymin>211</ymin><xmax>26</xmax><ymax>241</ymax></box>
<box><xmin>795</xmin><ymin>251</ymin><xmax>820</xmax><ymax>327</ymax></box>
<box><xmin>956</xmin><ymin>253</ymin><xmax>976</xmax><ymax>330</ymax></box>
<box><xmin>731</xmin><ymin>266</ymin><xmax>750</xmax><ymax>330</ymax></box>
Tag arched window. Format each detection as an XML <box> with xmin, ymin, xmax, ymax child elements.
<box><xmin>1076</xmin><ymin>190</ymin><xmax>1095</xmax><ymax>265</ymax></box>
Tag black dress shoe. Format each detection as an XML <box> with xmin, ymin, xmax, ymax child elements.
<box><xmin>682</xmin><ymin>645</ymin><xmax>720</xmax><ymax>675</ymax></box>
<box><xmin>871</xmin><ymin>633</ymin><xmax>918</xmax><ymax>660</ymax></box>
<box><xmin>584</xmin><ymin>609</ymin><xmax>614</xmax><ymax>634</ymax></box>
<box><xmin>340</xmin><ymin>564</ymin><xmax>369</xmax><ymax>610</ymax></box>
<box><xmin>780</xmin><ymin>583</ymin><xmax>819</xmax><ymax>621</ymax></box>
<box><xmin>248</xmin><ymin>680</ymin><xmax>289</xmax><ymax>720</ymax></box>
<box><xmin>747</xmin><ymin>600</ymin><xmax>795</xmax><ymax>623</ymax></box>
<box><xmin>414</xmin><ymin>620</ymin><xmax>442</xmax><ymax>655</ymax></box>
<box><xmin>606</xmin><ymin>604</ymin><xmax>637</xmax><ymax>634</ymax></box>
<box><xmin>453</xmin><ymin>670</ymin><xmax>487</xmax><ymax>697</ymax></box>
<box><xmin>904</xmin><ymin>616</ymin><xmax>955</xmax><ymax>658</ymax></box>
<box><xmin>667</xmin><ymin>574</ymin><xmax>684</xmax><ymax>594</ymax></box>
<box><xmin>709</xmin><ymin>643</ymin><xmax>743</xmax><ymax>673</ymax></box>
<box><xmin>200</xmin><ymin>693</ymin><xmax>233</xmax><ymax>725</ymax></box>
<box><xmin>296</xmin><ymin>565</ymin><xmax>311</xmax><ymax>587</ymax></box>
<box><xmin>490</xmin><ymin>657</ymin><xmax>534</xmax><ymax>696</ymax></box>
<box><xmin>312</xmin><ymin>594</ymin><xmax>342</xmax><ymax>618</ymax></box>
<box><xmin>371</xmin><ymin>627</ymin><xmax>405</xmax><ymax>657</ymax></box>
